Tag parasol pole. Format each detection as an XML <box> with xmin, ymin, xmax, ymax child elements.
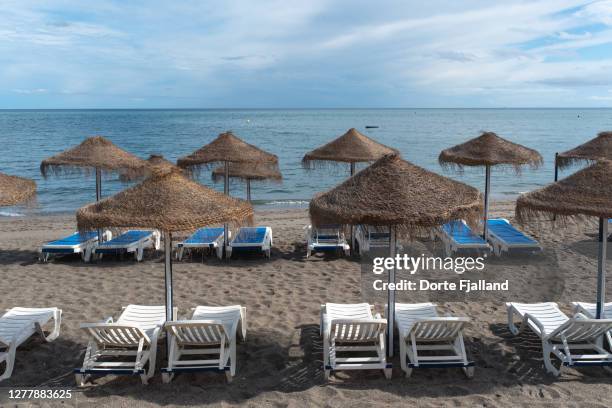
<box><xmin>596</xmin><ymin>218</ymin><xmax>608</xmax><ymax>319</ymax></box>
<box><xmin>223</xmin><ymin>161</ymin><xmax>230</xmax><ymax>258</ymax></box>
<box><xmin>164</xmin><ymin>231</ymin><xmax>173</xmax><ymax>322</ymax></box>
<box><xmin>95</xmin><ymin>167</ymin><xmax>104</xmax><ymax>243</ymax></box>
<box><xmin>387</xmin><ymin>225</ymin><xmax>396</xmax><ymax>357</ymax></box>
<box><xmin>482</xmin><ymin>165</ymin><xmax>491</xmax><ymax>239</ymax></box>
<box><xmin>553</xmin><ymin>153</ymin><xmax>558</xmax><ymax>221</ymax></box>
<box><xmin>350</xmin><ymin>162</ymin><xmax>356</xmax><ymax>254</ymax></box>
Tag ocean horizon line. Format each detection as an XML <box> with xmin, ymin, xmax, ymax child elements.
<box><xmin>1</xmin><ymin>107</ymin><xmax>612</xmax><ymax>112</ymax></box>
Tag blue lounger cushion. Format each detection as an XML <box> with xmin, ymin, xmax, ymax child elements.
<box><xmin>487</xmin><ymin>219</ymin><xmax>538</xmax><ymax>245</ymax></box>
<box><xmin>232</xmin><ymin>227</ymin><xmax>267</xmax><ymax>244</ymax></box>
<box><xmin>182</xmin><ymin>227</ymin><xmax>224</xmax><ymax>245</ymax></box>
<box><xmin>43</xmin><ymin>231</ymin><xmax>98</xmax><ymax>249</ymax></box>
<box><xmin>443</xmin><ymin>221</ymin><xmax>487</xmax><ymax>245</ymax></box>
<box><xmin>96</xmin><ymin>230</ymin><xmax>152</xmax><ymax>249</ymax></box>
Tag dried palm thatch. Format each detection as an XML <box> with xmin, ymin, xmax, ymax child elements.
<box><xmin>309</xmin><ymin>154</ymin><xmax>483</xmax><ymax>236</ymax></box>
<box><xmin>302</xmin><ymin>128</ymin><xmax>398</xmax><ymax>169</ymax></box>
<box><xmin>439</xmin><ymin>131</ymin><xmax>543</xmax><ymax>171</ymax></box>
<box><xmin>0</xmin><ymin>172</ymin><xmax>36</xmax><ymax>206</ymax></box>
<box><xmin>177</xmin><ymin>131</ymin><xmax>279</xmax><ymax>171</ymax></box>
<box><xmin>211</xmin><ymin>162</ymin><xmax>282</xmax><ymax>183</ymax></box>
<box><xmin>516</xmin><ymin>160</ymin><xmax>612</xmax><ymax>223</ymax></box>
<box><xmin>40</xmin><ymin>136</ymin><xmax>148</xmax><ymax>179</ymax></box>
<box><xmin>119</xmin><ymin>154</ymin><xmax>180</xmax><ymax>182</ymax></box>
<box><xmin>556</xmin><ymin>131</ymin><xmax>612</xmax><ymax>170</ymax></box>
<box><xmin>77</xmin><ymin>168</ymin><xmax>253</xmax><ymax>233</ymax></box>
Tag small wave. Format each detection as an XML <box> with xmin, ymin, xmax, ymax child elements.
<box><xmin>253</xmin><ymin>199</ymin><xmax>310</xmax><ymax>208</ymax></box>
<box><xmin>0</xmin><ymin>211</ymin><xmax>24</xmax><ymax>217</ymax></box>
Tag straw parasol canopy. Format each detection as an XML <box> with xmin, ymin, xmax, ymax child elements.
<box><xmin>309</xmin><ymin>154</ymin><xmax>483</xmax><ymax>235</ymax></box>
<box><xmin>0</xmin><ymin>172</ymin><xmax>36</xmax><ymax>207</ymax></box>
<box><xmin>516</xmin><ymin>160</ymin><xmax>611</xmax><ymax>320</ymax></box>
<box><xmin>439</xmin><ymin>131</ymin><xmax>543</xmax><ymax>171</ymax></box>
<box><xmin>302</xmin><ymin>128</ymin><xmax>398</xmax><ymax>169</ymax></box>
<box><xmin>211</xmin><ymin>162</ymin><xmax>282</xmax><ymax>183</ymax></box>
<box><xmin>177</xmin><ymin>131</ymin><xmax>279</xmax><ymax>170</ymax></box>
<box><xmin>77</xmin><ymin>168</ymin><xmax>253</xmax><ymax>233</ymax></box>
<box><xmin>516</xmin><ymin>160</ymin><xmax>612</xmax><ymax>222</ymax></box>
<box><xmin>40</xmin><ymin>135</ymin><xmax>149</xmax><ymax>179</ymax></box>
<box><xmin>556</xmin><ymin>131</ymin><xmax>612</xmax><ymax>170</ymax></box>
<box><xmin>146</xmin><ymin>154</ymin><xmax>179</xmax><ymax>172</ymax></box>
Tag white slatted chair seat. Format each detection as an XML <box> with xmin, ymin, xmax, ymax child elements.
<box><xmin>507</xmin><ymin>302</ymin><xmax>612</xmax><ymax>376</ymax></box>
<box><xmin>394</xmin><ymin>303</ymin><xmax>473</xmax><ymax>378</ymax></box>
<box><xmin>75</xmin><ymin>305</ymin><xmax>166</xmax><ymax>386</ymax></box>
<box><xmin>320</xmin><ymin>303</ymin><xmax>391</xmax><ymax>380</ymax></box>
<box><xmin>162</xmin><ymin>305</ymin><xmax>246</xmax><ymax>383</ymax></box>
<box><xmin>0</xmin><ymin>307</ymin><xmax>62</xmax><ymax>382</ymax></box>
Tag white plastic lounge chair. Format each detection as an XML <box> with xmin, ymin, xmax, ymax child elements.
<box><xmin>487</xmin><ymin>219</ymin><xmax>541</xmax><ymax>256</ymax></box>
<box><xmin>176</xmin><ymin>227</ymin><xmax>227</xmax><ymax>261</ymax></box>
<box><xmin>227</xmin><ymin>227</ymin><xmax>272</xmax><ymax>259</ymax></box>
<box><xmin>392</xmin><ymin>303</ymin><xmax>474</xmax><ymax>378</ymax></box>
<box><xmin>434</xmin><ymin>220</ymin><xmax>491</xmax><ymax>257</ymax></box>
<box><xmin>572</xmin><ymin>302</ymin><xmax>612</xmax><ymax>319</ymax></box>
<box><xmin>506</xmin><ymin>302</ymin><xmax>612</xmax><ymax>376</ymax></box>
<box><xmin>40</xmin><ymin>230</ymin><xmax>112</xmax><ymax>263</ymax></box>
<box><xmin>75</xmin><ymin>305</ymin><xmax>174</xmax><ymax>386</ymax></box>
<box><xmin>354</xmin><ymin>224</ymin><xmax>395</xmax><ymax>254</ymax></box>
<box><xmin>320</xmin><ymin>303</ymin><xmax>391</xmax><ymax>379</ymax></box>
<box><xmin>305</xmin><ymin>225</ymin><xmax>350</xmax><ymax>258</ymax></box>
<box><xmin>94</xmin><ymin>230</ymin><xmax>161</xmax><ymax>262</ymax></box>
<box><xmin>162</xmin><ymin>305</ymin><xmax>247</xmax><ymax>383</ymax></box>
<box><xmin>0</xmin><ymin>307</ymin><xmax>62</xmax><ymax>382</ymax></box>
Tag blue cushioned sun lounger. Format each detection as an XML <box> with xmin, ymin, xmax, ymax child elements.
<box><xmin>95</xmin><ymin>230</ymin><xmax>160</xmax><ymax>262</ymax></box>
<box><xmin>176</xmin><ymin>227</ymin><xmax>226</xmax><ymax>260</ymax></box>
<box><xmin>435</xmin><ymin>220</ymin><xmax>490</xmax><ymax>257</ymax></box>
<box><xmin>354</xmin><ymin>225</ymin><xmax>404</xmax><ymax>254</ymax></box>
<box><xmin>227</xmin><ymin>227</ymin><xmax>272</xmax><ymax>259</ymax></box>
<box><xmin>40</xmin><ymin>231</ymin><xmax>110</xmax><ymax>263</ymax></box>
<box><xmin>306</xmin><ymin>225</ymin><xmax>350</xmax><ymax>258</ymax></box>
<box><xmin>486</xmin><ymin>218</ymin><xmax>541</xmax><ymax>256</ymax></box>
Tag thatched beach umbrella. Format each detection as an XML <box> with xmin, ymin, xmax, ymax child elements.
<box><xmin>77</xmin><ymin>167</ymin><xmax>253</xmax><ymax>321</ymax></box>
<box><xmin>439</xmin><ymin>131</ymin><xmax>543</xmax><ymax>238</ymax></box>
<box><xmin>302</xmin><ymin>128</ymin><xmax>398</xmax><ymax>175</ymax></box>
<box><xmin>516</xmin><ymin>160</ymin><xmax>612</xmax><ymax>318</ymax></box>
<box><xmin>178</xmin><ymin>131</ymin><xmax>278</xmax><ymax>254</ymax></box>
<box><xmin>119</xmin><ymin>154</ymin><xmax>181</xmax><ymax>182</ymax></box>
<box><xmin>41</xmin><ymin>136</ymin><xmax>148</xmax><ymax>240</ymax></box>
<box><xmin>310</xmin><ymin>154</ymin><xmax>483</xmax><ymax>355</ymax></box>
<box><xmin>0</xmin><ymin>172</ymin><xmax>36</xmax><ymax>207</ymax></box>
<box><xmin>303</xmin><ymin>128</ymin><xmax>398</xmax><ymax>251</ymax></box>
<box><xmin>554</xmin><ymin>131</ymin><xmax>612</xmax><ymax>181</ymax></box>
<box><xmin>212</xmin><ymin>162</ymin><xmax>282</xmax><ymax>202</ymax></box>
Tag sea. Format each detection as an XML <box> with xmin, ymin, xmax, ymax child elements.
<box><xmin>0</xmin><ymin>108</ymin><xmax>610</xmax><ymax>216</ymax></box>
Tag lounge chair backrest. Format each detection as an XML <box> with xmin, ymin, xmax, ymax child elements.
<box><xmin>329</xmin><ymin>319</ymin><xmax>387</xmax><ymax>342</ymax></box>
<box><xmin>165</xmin><ymin>320</ymin><xmax>228</xmax><ymax>345</ymax></box>
<box><xmin>549</xmin><ymin>318</ymin><xmax>612</xmax><ymax>342</ymax></box>
<box><xmin>410</xmin><ymin>318</ymin><xmax>469</xmax><ymax>341</ymax></box>
<box><xmin>117</xmin><ymin>305</ymin><xmax>166</xmax><ymax>332</ymax></box>
<box><xmin>325</xmin><ymin>303</ymin><xmax>373</xmax><ymax>320</ymax></box>
<box><xmin>81</xmin><ymin>324</ymin><xmax>149</xmax><ymax>347</ymax></box>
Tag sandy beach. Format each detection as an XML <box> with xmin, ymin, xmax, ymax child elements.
<box><xmin>0</xmin><ymin>201</ymin><xmax>611</xmax><ymax>407</ymax></box>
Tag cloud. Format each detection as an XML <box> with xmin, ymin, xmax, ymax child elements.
<box><xmin>1</xmin><ymin>0</ymin><xmax>612</xmax><ymax>107</ymax></box>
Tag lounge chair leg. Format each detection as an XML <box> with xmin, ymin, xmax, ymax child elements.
<box><xmin>404</xmin><ymin>367</ymin><xmax>413</xmax><ymax>378</ymax></box>
<box><xmin>225</xmin><ymin>371</ymin><xmax>233</xmax><ymax>383</ymax></box>
<box><xmin>140</xmin><ymin>374</ymin><xmax>149</xmax><ymax>385</ymax></box>
<box><xmin>324</xmin><ymin>369</ymin><xmax>331</xmax><ymax>380</ymax></box>
<box><xmin>463</xmin><ymin>366</ymin><xmax>475</xmax><ymax>378</ymax></box>
<box><xmin>383</xmin><ymin>368</ymin><xmax>392</xmax><ymax>379</ymax></box>
<box><xmin>543</xmin><ymin>343</ymin><xmax>561</xmax><ymax>376</ymax></box>
<box><xmin>75</xmin><ymin>373</ymin><xmax>87</xmax><ymax>387</ymax></box>
<box><xmin>162</xmin><ymin>372</ymin><xmax>173</xmax><ymax>383</ymax></box>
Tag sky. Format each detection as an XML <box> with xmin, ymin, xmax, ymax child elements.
<box><xmin>2</xmin><ymin>0</ymin><xmax>612</xmax><ymax>108</ymax></box>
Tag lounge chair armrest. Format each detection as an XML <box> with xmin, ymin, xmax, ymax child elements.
<box><xmin>523</xmin><ymin>313</ymin><xmax>545</xmax><ymax>333</ymax></box>
<box><xmin>574</xmin><ymin>312</ymin><xmax>588</xmax><ymax>320</ymax></box>
<box><xmin>374</xmin><ymin>313</ymin><xmax>382</xmax><ymax>319</ymax></box>
<box><xmin>330</xmin><ymin>318</ymin><xmax>387</xmax><ymax>325</ymax></box>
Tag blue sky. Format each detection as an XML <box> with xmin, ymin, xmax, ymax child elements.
<box><xmin>2</xmin><ymin>0</ymin><xmax>612</xmax><ymax>108</ymax></box>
